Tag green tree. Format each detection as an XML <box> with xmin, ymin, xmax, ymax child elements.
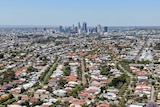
<box><xmin>0</xmin><ymin>53</ymin><xmax>4</xmax><ymax>59</ymax></box>
<box><xmin>109</xmin><ymin>74</ymin><xmax>127</xmax><ymax>87</ymax></box>
<box><xmin>58</xmin><ymin>78</ymin><xmax>67</xmax><ymax>89</ymax></box>
<box><xmin>143</xmin><ymin>94</ymin><xmax>148</xmax><ymax>99</ymax></box>
<box><xmin>18</xmin><ymin>96</ymin><xmax>21</xmax><ymax>100</ymax></box>
<box><xmin>32</xmin><ymin>100</ymin><xmax>43</xmax><ymax>106</ymax></box>
<box><xmin>110</xmin><ymin>104</ymin><xmax>118</xmax><ymax>107</ymax></box>
<box><xmin>27</xmin><ymin>66</ymin><xmax>38</xmax><ymax>73</ymax></box>
<box><xmin>21</xmin><ymin>100</ymin><xmax>30</xmax><ymax>107</ymax></box>
<box><xmin>100</xmin><ymin>64</ymin><xmax>111</xmax><ymax>76</ymax></box>
<box><xmin>140</xmin><ymin>66</ymin><xmax>144</xmax><ymax>70</ymax></box>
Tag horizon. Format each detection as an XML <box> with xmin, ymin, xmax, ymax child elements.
<box><xmin>0</xmin><ymin>25</ymin><xmax>160</xmax><ymax>28</ymax></box>
<box><xmin>0</xmin><ymin>0</ymin><xmax>160</xmax><ymax>26</ymax></box>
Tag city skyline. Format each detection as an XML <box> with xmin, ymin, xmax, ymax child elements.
<box><xmin>0</xmin><ymin>0</ymin><xmax>160</xmax><ymax>26</ymax></box>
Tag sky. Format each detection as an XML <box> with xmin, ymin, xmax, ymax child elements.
<box><xmin>0</xmin><ymin>0</ymin><xmax>160</xmax><ymax>26</ymax></box>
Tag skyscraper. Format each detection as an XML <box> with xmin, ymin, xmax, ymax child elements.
<box><xmin>104</xmin><ymin>26</ymin><xmax>108</xmax><ymax>32</ymax></box>
<box><xmin>97</xmin><ymin>24</ymin><xmax>102</xmax><ymax>33</ymax></box>
<box><xmin>77</xmin><ymin>22</ymin><xmax>81</xmax><ymax>34</ymax></box>
<box><xmin>82</xmin><ymin>22</ymin><xmax>87</xmax><ymax>33</ymax></box>
<box><xmin>59</xmin><ymin>26</ymin><xmax>63</xmax><ymax>32</ymax></box>
<box><xmin>78</xmin><ymin>22</ymin><xmax>81</xmax><ymax>29</ymax></box>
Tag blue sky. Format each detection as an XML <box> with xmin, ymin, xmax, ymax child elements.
<box><xmin>0</xmin><ymin>0</ymin><xmax>160</xmax><ymax>26</ymax></box>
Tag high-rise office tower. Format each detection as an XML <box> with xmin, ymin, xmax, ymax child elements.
<box><xmin>104</xmin><ymin>26</ymin><xmax>108</xmax><ymax>32</ymax></box>
<box><xmin>97</xmin><ymin>24</ymin><xmax>102</xmax><ymax>33</ymax></box>
<box><xmin>78</xmin><ymin>22</ymin><xmax>81</xmax><ymax>29</ymax></box>
<box><xmin>77</xmin><ymin>22</ymin><xmax>81</xmax><ymax>34</ymax></box>
<box><xmin>82</xmin><ymin>22</ymin><xmax>87</xmax><ymax>32</ymax></box>
<box><xmin>59</xmin><ymin>26</ymin><xmax>63</xmax><ymax>32</ymax></box>
<box><xmin>44</xmin><ymin>27</ymin><xmax>47</xmax><ymax>31</ymax></box>
<box><xmin>75</xmin><ymin>27</ymin><xmax>78</xmax><ymax>33</ymax></box>
<box><xmin>72</xmin><ymin>24</ymin><xmax>75</xmax><ymax>31</ymax></box>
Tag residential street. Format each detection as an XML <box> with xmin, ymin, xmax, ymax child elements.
<box><xmin>81</xmin><ymin>58</ymin><xmax>87</xmax><ymax>85</ymax></box>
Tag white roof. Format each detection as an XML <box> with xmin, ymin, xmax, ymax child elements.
<box><xmin>23</xmin><ymin>82</ymin><xmax>34</xmax><ymax>89</ymax></box>
<box><xmin>57</xmin><ymin>65</ymin><xmax>63</xmax><ymax>69</ymax></box>
<box><xmin>49</xmin><ymin>98</ymin><xmax>58</xmax><ymax>103</ymax></box>
<box><xmin>8</xmin><ymin>105</ymin><xmax>22</xmax><ymax>107</ymax></box>
<box><xmin>138</xmin><ymin>76</ymin><xmax>148</xmax><ymax>79</ymax></box>
<box><xmin>129</xmin><ymin>105</ymin><xmax>143</xmax><ymax>107</ymax></box>
<box><xmin>14</xmin><ymin>87</ymin><xmax>21</xmax><ymax>90</ymax></box>
<box><xmin>88</xmin><ymin>86</ymin><xmax>100</xmax><ymax>91</ymax></box>
<box><xmin>91</xmin><ymin>81</ymin><xmax>100</xmax><ymax>84</ymax></box>
<box><xmin>70</xmin><ymin>104</ymin><xmax>81</xmax><ymax>107</ymax></box>
<box><xmin>68</xmin><ymin>81</ymin><xmax>78</xmax><ymax>85</ymax></box>
<box><xmin>53</xmin><ymin>89</ymin><xmax>66</xmax><ymax>96</ymax></box>
<box><xmin>36</xmin><ymin>89</ymin><xmax>46</xmax><ymax>94</ymax></box>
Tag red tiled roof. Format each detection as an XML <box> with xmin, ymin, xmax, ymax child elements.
<box><xmin>30</xmin><ymin>97</ymin><xmax>39</xmax><ymax>103</ymax></box>
<box><xmin>78</xmin><ymin>93</ymin><xmax>88</xmax><ymax>97</ymax></box>
<box><xmin>136</xmin><ymin>71</ymin><xmax>148</xmax><ymax>76</ymax></box>
<box><xmin>65</xmin><ymin>76</ymin><xmax>77</xmax><ymax>82</ymax></box>
<box><xmin>15</xmin><ymin>68</ymin><xmax>27</xmax><ymax>76</ymax></box>
<box><xmin>97</xmin><ymin>104</ymin><xmax>109</xmax><ymax>107</ymax></box>
<box><xmin>21</xmin><ymin>95</ymin><xmax>29</xmax><ymax>101</ymax></box>
<box><xmin>136</xmin><ymin>82</ymin><xmax>150</xmax><ymax>87</ymax></box>
<box><xmin>88</xmin><ymin>66</ymin><xmax>98</xmax><ymax>70</ymax></box>
<box><xmin>67</xmin><ymin>52</ymin><xmax>77</xmax><ymax>56</ymax></box>
<box><xmin>13</xmin><ymin>80</ymin><xmax>25</xmax><ymax>84</ymax></box>
<box><xmin>41</xmin><ymin>104</ymin><xmax>50</xmax><ymax>107</ymax></box>
<box><xmin>0</xmin><ymin>94</ymin><xmax>8</xmax><ymax>100</ymax></box>
<box><xmin>0</xmin><ymin>64</ymin><xmax>4</xmax><ymax>67</ymax></box>
<box><xmin>86</xmin><ymin>55</ymin><xmax>97</xmax><ymax>59</ymax></box>
<box><xmin>83</xmin><ymin>89</ymin><xmax>97</xmax><ymax>94</ymax></box>
<box><xmin>71</xmin><ymin>100</ymin><xmax>86</xmax><ymax>105</ymax></box>
<box><xmin>26</xmin><ymin>54</ymin><xmax>32</xmax><ymax>59</ymax></box>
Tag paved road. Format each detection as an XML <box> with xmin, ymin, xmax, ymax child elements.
<box><xmin>151</xmin><ymin>86</ymin><xmax>155</xmax><ymax>101</ymax></box>
<box><xmin>81</xmin><ymin>58</ymin><xmax>87</xmax><ymax>85</ymax></box>
<box><xmin>118</xmin><ymin>64</ymin><xmax>133</xmax><ymax>77</ymax></box>
<box><xmin>135</xmin><ymin>37</ymin><xmax>148</xmax><ymax>62</ymax></box>
<box><xmin>42</xmin><ymin>57</ymin><xmax>59</xmax><ymax>85</ymax></box>
<box><xmin>118</xmin><ymin>64</ymin><xmax>133</xmax><ymax>90</ymax></box>
<box><xmin>146</xmin><ymin>66</ymin><xmax>156</xmax><ymax>101</ymax></box>
<box><xmin>129</xmin><ymin>64</ymin><xmax>146</xmax><ymax>67</ymax></box>
<box><xmin>129</xmin><ymin>63</ymin><xmax>156</xmax><ymax>101</ymax></box>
